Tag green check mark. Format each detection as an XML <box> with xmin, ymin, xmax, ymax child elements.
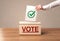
<box><xmin>27</xmin><ymin>10</ymin><xmax>35</xmax><ymax>18</ymax></box>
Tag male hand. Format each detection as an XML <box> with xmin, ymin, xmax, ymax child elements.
<box><xmin>36</xmin><ymin>5</ymin><xmax>43</xmax><ymax>11</ymax></box>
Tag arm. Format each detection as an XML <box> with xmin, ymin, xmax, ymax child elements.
<box><xmin>43</xmin><ymin>0</ymin><xmax>60</xmax><ymax>10</ymax></box>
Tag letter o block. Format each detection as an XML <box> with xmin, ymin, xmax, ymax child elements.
<box><xmin>19</xmin><ymin>21</ymin><xmax>41</xmax><ymax>35</ymax></box>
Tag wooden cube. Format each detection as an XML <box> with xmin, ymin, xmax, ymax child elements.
<box><xmin>19</xmin><ymin>21</ymin><xmax>41</xmax><ymax>35</ymax></box>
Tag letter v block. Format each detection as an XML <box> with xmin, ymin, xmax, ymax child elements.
<box><xmin>19</xmin><ymin>21</ymin><xmax>41</xmax><ymax>35</ymax></box>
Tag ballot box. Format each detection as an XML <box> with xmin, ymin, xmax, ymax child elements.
<box><xmin>19</xmin><ymin>21</ymin><xmax>41</xmax><ymax>35</ymax></box>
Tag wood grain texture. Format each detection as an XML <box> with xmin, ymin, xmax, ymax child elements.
<box><xmin>0</xmin><ymin>28</ymin><xmax>60</xmax><ymax>41</ymax></box>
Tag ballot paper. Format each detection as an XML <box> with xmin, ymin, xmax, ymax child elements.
<box><xmin>25</xmin><ymin>5</ymin><xmax>38</xmax><ymax>21</ymax></box>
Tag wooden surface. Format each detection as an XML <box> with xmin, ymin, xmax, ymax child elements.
<box><xmin>0</xmin><ymin>28</ymin><xmax>60</xmax><ymax>41</ymax></box>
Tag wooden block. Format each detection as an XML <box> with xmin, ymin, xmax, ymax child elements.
<box><xmin>19</xmin><ymin>21</ymin><xmax>41</xmax><ymax>35</ymax></box>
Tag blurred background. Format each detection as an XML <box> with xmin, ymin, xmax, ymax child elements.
<box><xmin>0</xmin><ymin>0</ymin><xmax>60</xmax><ymax>28</ymax></box>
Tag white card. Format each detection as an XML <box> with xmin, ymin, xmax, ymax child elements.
<box><xmin>25</xmin><ymin>5</ymin><xmax>38</xmax><ymax>21</ymax></box>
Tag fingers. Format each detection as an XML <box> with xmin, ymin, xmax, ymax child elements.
<box><xmin>35</xmin><ymin>5</ymin><xmax>43</xmax><ymax>11</ymax></box>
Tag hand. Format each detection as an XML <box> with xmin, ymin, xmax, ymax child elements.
<box><xmin>36</xmin><ymin>5</ymin><xmax>43</xmax><ymax>11</ymax></box>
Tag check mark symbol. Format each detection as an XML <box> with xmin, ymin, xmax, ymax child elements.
<box><xmin>30</xmin><ymin>11</ymin><xmax>35</xmax><ymax>16</ymax></box>
<box><xmin>28</xmin><ymin>11</ymin><xmax>35</xmax><ymax>18</ymax></box>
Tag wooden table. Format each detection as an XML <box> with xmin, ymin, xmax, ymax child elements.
<box><xmin>0</xmin><ymin>28</ymin><xmax>60</xmax><ymax>41</ymax></box>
